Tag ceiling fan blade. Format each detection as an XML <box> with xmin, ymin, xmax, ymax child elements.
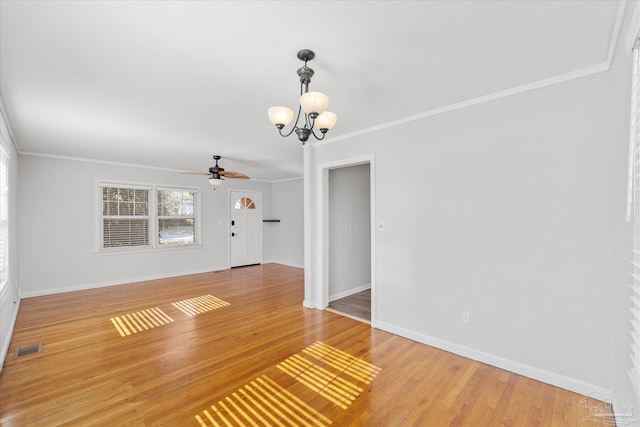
<box><xmin>180</xmin><ymin>171</ymin><xmax>212</xmax><ymax>176</ymax></box>
<box><xmin>220</xmin><ymin>171</ymin><xmax>250</xmax><ymax>179</ymax></box>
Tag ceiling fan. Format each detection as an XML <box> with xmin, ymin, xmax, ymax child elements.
<box><xmin>183</xmin><ymin>155</ymin><xmax>250</xmax><ymax>188</ymax></box>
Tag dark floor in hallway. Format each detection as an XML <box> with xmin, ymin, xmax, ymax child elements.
<box><xmin>328</xmin><ymin>288</ymin><xmax>371</xmax><ymax>322</ymax></box>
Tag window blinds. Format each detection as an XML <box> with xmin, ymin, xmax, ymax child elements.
<box><xmin>102</xmin><ymin>186</ymin><xmax>150</xmax><ymax>249</ymax></box>
<box><xmin>99</xmin><ymin>184</ymin><xmax>199</xmax><ymax>251</ymax></box>
<box><xmin>629</xmin><ymin>39</ymin><xmax>640</xmax><ymax>397</ymax></box>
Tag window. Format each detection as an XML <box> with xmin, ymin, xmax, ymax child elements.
<box><xmin>235</xmin><ymin>197</ymin><xmax>255</xmax><ymax>209</ymax></box>
<box><xmin>98</xmin><ymin>182</ymin><xmax>199</xmax><ymax>252</ymax></box>
<box><xmin>157</xmin><ymin>189</ymin><xmax>196</xmax><ymax>245</ymax></box>
<box><xmin>102</xmin><ymin>186</ymin><xmax>150</xmax><ymax>248</ymax></box>
<box><xmin>0</xmin><ymin>145</ymin><xmax>8</xmax><ymax>291</ymax></box>
<box><xmin>628</xmin><ymin>38</ymin><xmax>640</xmax><ymax>398</ymax></box>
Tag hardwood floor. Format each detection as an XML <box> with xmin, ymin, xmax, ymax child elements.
<box><xmin>328</xmin><ymin>289</ymin><xmax>371</xmax><ymax>322</ymax></box>
<box><xmin>0</xmin><ymin>264</ymin><xmax>613</xmax><ymax>426</ymax></box>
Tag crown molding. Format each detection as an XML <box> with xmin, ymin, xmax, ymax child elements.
<box><xmin>317</xmin><ymin>1</ymin><xmax>628</xmax><ymax>148</ymax></box>
<box><xmin>20</xmin><ymin>150</ymin><xmax>191</xmax><ymax>173</ymax></box>
<box><xmin>271</xmin><ymin>176</ymin><xmax>303</xmax><ymax>183</ymax></box>
<box><xmin>20</xmin><ymin>150</ymin><xmax>299</xmax><ymax>183</ymax></box>
<box><xmin>0</xmin><ymin>95</ymin><xmax>20</xmax><ymax>154</ymax></box>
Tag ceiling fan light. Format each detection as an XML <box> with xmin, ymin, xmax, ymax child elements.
<box><xmin>300</xmin><ymin>91</ymin><xmax>328</xmax><ymax>117</ymax></box>
<box><xmin>315</xmin><ymin>111</ymin><xmax>337</xmax><ymax>132</ymax></box>
<box><xmin>268</xmin><ymin>106</ymin><xmax>294</xmax><ymax>127</ymax></box>
<box><xmin>208</xmin><ymin>177</ymin><xmax>224</xmax><ymax>187</ymax></box>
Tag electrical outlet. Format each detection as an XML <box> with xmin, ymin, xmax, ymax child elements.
<box><xmin>461</xmin><ymin>310</ymin><xmax>470</xmax><ymax>324</ymax></box>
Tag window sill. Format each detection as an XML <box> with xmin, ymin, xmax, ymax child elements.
<box><xmin>95</xmin><ymin>244</ymin><xmax>203</xmax><ymax>256</ymax></box>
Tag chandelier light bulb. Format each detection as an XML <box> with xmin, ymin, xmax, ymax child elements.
<box><xmin>315</xmin><ymin>111</ymin><xmax>337</xmax><ymax>132</ymax></box>
<box><xmin>268</xmin><ymin>106</ymin><xmax>294</xmax><ymax>128</ymax></box>
<box><xmin>300</xmin><ymin>92</ymin><xmax>329</xmax><ymax>118</ymax></box>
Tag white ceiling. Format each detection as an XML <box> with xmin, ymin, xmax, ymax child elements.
<box><xmin>0</xmin><ymin>1</ymin><xmax>625</xmax><ymax>181</ymax></box>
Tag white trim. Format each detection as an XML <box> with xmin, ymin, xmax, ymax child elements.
<box><xmin>303</xmin><ymin>146</ymin><xmax>314</xmax><ymax>310</ymax></box>
<box><xmin>376</xmin><ymin>320</ymin><xmax>613</xmax><ymax>399</ymax></box>
<box><xmin>22</xmin><ymin>151</ymin><xmax>281</xmax><ymax>183</ymax></box>
<box><xmin>94</xmin><ymin>243</ymin><xmax>203</xmax><ymax>256</ymax></box>
<box><xmin>0</xmin><ymin>96</ymin><xmax>20</xmax><ymax>154</ymax></box>
<box><xmin>607</xmin><ymin>0</ymin><xmax>629</xmax><ymax>66</ymax></box>
<box><xmin>19</xmin><ymin>267</ymin><xmax>226</xmax><ymax>299</ymax></box>
<box><xmin>271</xmin><ymin>176</ymin><xmax>303</xmax><ymax>184</ymax></box>
<box><xmin>0</xmin><ymin>297</ymin><xmax>20</xmax><ymax>374</ymax></box>
<box><xmin>263</xmin><ymin>259</ymin><xmax>304</xmax><ymax>269</ymax></box>
<box><xmin>23</xmin><ymin>150</ymin><xmax>192</xmax><ymax>173</ymax></box>
<box><xmin>369</xmin><ymin>154</ymin><xmax>377</xmax><ymax>328</ymax></box>
<box><xmin>316</xmin><ymin>63</ymin><xmax>609</xmax><ymax>147</ymax></box>
<box><xmin>329</xmin><ymin>283</ymin><xmax>371</xmax><ymax>302</ymax></box>
<box><xmin>628</xmin><ymin>0</ymin><xmax>640</xmax><ymax>52</ymax></box>
<box><xmin>314</xmin><ymin>154</ymin><xmax>377</xmax><ymax>327</ymax></box>
<box><xmin>627</xmin><ymin>45</ymin><xmax>638</xmax><ymax>222</ymax></box>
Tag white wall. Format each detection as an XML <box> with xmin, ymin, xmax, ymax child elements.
<box><xmin>0</xmin><ymin>104</ymin><xmax>20</xmax><ymax>368</ymax></box>
<box><xmin>328</xmin><ymin>164</ymin><xmax>370</xmax><ymax>300</ymax></box>
<box><xmin>18</xmin><ymin>155</ymin><xmax>275</xmax><ymax>296</ymax></box>
<box><xmin>268</xmin><ymin>178</ymin><xmax>304</xmax><ymax>268</ymax></box>
<box><xmin>307</xmin><ymin>69</ymin><xmax>616</xmax><ymax>395</ymax></box>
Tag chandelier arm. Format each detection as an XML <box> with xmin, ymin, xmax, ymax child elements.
<box><xmin>310</xmin><ymin>127</ymin><xmax>326</xmax><ymax>141</ymax></box>
<box><xmin>277</xmin><ymin>104</ymin><xmax>304</xmax><ymax>138</ymax></box>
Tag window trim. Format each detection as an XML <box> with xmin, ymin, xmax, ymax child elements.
<box><xmin>156</xmin><ymin>186</ymin><xmax>198</xmax><ymax>247</ymax></box>
<box><xmin>0</xmin><ymin>144</ymin><xmax>8</xmax><ymax>297</ymax></box>
<box><xmin>96</xmin><ymin>180</ymin><xmax>201</xmax><ymax>254</ymax></box>
<box><xmin>628</xmin><ymin>39</ymin><xmax>640</xmax><ymax>404</ymax></box>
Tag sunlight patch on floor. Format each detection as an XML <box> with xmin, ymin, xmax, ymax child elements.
<box><xmin>172</xmin><ymin>294</ymin><xmax>230</xmax><ymax>317</ymax></box>
<box><xmin>195</xmin><ymin>375</ymin><xmax>332</xmax><ymax>427</ymax></box>
<box><xmin>110</xmin><ymin>307</ymin><xmax>174</xmax><ymax>337</ymax></box>
<box><xmin>278</xmin><ymin>342</ymin><xmax>381</xmax><ymax>410</ymax></box>
<box><xmin>303</xmin><ymin>341</ymin><xmax>381</xmax><ymax>384</ymax></box>
<box><xmin>194</xmin><ymin>341</ymin><xmax>380</xmax><ymax>425</ymax></box>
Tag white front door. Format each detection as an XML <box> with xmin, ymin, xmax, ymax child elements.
<box><xmin>230</xmin><ymin>191</ymin><xmax>262</xmax><ymax>267</ymax></box>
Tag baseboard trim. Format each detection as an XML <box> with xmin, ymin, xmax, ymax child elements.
<box><xmin>20</xmin><ymin>267</ymin><xmax>227</xmax><ymax>298</ymax></box>
<box><xmin>20</xmin><ymin>263</ymin><xmax>302</xmax><ymax>299</ymax></box>
<box><xmin>375</xmin><ymin>321</ymin><xmax>613</xmax><ymax>399</ymax></box>
<box><xmin>265</xmin><ymin>259</ymin><xmax>304</xmax><ymax>269</ymax></box>
<box><xmin>329</xmin><ymin>284</ymin><xmax>371</xmax><ymax>302</ymax></box>
<box><xmin>0</xmin><ymin>297</ymin><xmax>20</xmax><ymax>374</ymax></box>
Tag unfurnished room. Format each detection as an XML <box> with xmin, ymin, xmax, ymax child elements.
<box><xmin>0</xmin><ymin>1</ymin><xmax>639</xmax><ymax>426</ymax></box>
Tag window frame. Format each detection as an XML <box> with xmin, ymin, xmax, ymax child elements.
<box><xmin>0</xmin><ymin>144</ymin><xmax>8</xmax><ymax>296</ymax></box>
<box><xmin>156</xmin><ymin>187</ymin><xmax>198</xmax><ymax>247</ymax></box>
<box><xmin>628</xmin><ymin>38</ymin><xmax>640</xmax><ymax>403</ymax></box>
<box><xmin>96</xmin><ymin>180</ymin><xmax>201</xmax><ymax>254</ymax></box>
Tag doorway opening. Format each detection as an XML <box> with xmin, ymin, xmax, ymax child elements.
<box><xmin>320</xmin><ymin>157</ymin><xmax>375</xmax><ymax>325</ymax></box>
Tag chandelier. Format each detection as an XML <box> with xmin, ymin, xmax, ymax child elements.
<box><xmin>268</xmin><ymin>49</ymin><xmax>337</xmax><ymax>144</ymax></box>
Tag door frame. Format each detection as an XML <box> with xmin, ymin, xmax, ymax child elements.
<box><xmin>314</xmin><ymin>153</ymin><xmax>376</xmax><ymax>327</ymax></box>
<box><xmin>229</xmin><ymin>189</ymin><xmax>263</xmax><ymax>267</ymax></box>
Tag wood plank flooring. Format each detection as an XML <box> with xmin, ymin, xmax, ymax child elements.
<box><xmin>328</xmin><ymin>289</ymin><xmax>371</xmax><ymax>322</ymax></box>
<box><xmin>0</xmin><ymin>264</ymin><xmax>613</xmax><ymax>426</ymax></box>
